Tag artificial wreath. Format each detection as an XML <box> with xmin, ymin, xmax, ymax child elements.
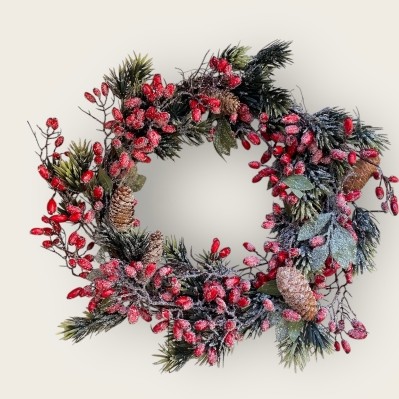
<box><xmin>30</xmin><ymin>41</ymin><xmax>398</xmax><ymax>372</ymax></box>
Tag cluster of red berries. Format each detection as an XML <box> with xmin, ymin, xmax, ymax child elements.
<box><xmin>208</xmin><ymin>56</ymin><xmax>242</xmax><ymax>89</ymax></box>
<box><xmin>84</xmin><ymin>78</ymin><xmax>177</xmax><ymax>164</ymax></box>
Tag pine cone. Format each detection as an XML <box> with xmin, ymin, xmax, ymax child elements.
<box><xmin>207</xmin><ymin>90</ymin><xmax>240</xmax><ymax>115</ymax></box>
<box><xmin>343</xmin><ymin>155</ymin><xmax>380</xmax><ymax>192</ymax></box>
<box><xmin>109</xmin><ymin>186</ymin><xmax>135</xmax><ymax>232</ymax></box>
<box><xmin>276</xmin><ymin>267</ymin><xmax>317</xmax><ymax>321</ymax></box>
<box><xmin>141</xmin><ymin>230</ymin><xmax>164</xmax><ymax>266</ymax></box>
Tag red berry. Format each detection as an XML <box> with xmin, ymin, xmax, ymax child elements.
<box><xmin>341</xmin><ymin>339</ymin><xmax>351</xmax><ymax>354</ymax></box>
<box><xmin>285</xmin><ymin>125</ymin><xmax>299</xmax><ymax>135</ymax></box>
<box><xmin>50</xmin><ymin>214</ymin><xmax>68</xmax><ymax>223</ymax></box>
<box><xmin>144</xmin><ymin>263</ymin><xmax>157</xmax><ymax>279</ymax></box>
<box><xmin>211</xmin><ymin>238</ymin><xmax>220</xmax><ymax>254</ymax></box>
<box><xmin>343</xmin><ymin>117</ymin><xmax>353</xmax><ymax>136</ymax></box>
<box><xmin>77</xmin><ymin>258</ymin><xmax>93</xmax><ymax>271</ymax></box>
<box><xmin>375</xmin><ymin>186</ymin><xmax>384</xmax><ymax>200</ymax></box>
<box><xmin>282</xmin><ymin>309</ymin><xmax>301</xmax><ymax>322</ymax></box>
<box><xmin>241</xmin><ymin>138</ymin><xmax>251</xmax><ymax>150</ymax></box>
<box><xmin>219</xmin><ymin>247</ymin><xmax>231</xmax><ymax>258</ymax></box>
<box><xmin>294</xmin><ymin>161</ymin><xmax>305</xmax><ymax>175</ymax></box>
<box><xmin>175</xmin><ymin>296</ymin><xmax>193</xmax><ymax>310</ymax></box>
<box><xmin>101</xmin><ymin>289</ymin><xmax>115</xmax><ymax>298</ymax></box>
<box><xmin>348</xmin><ymin>151</ymin><xmax>357</xmax><ymax>165</ymax></box>
<box><xmin>243</xmin><ymin>256</ymin><xmax>260</xmax><ymax>267</ymax></box>
<box><xmin>345</xmin><ymin>190</ymin><xmax>362</xmax><ymax>202</ymax></box>
<box><xmin>228</xmin><ymin>75</ymin><xmax>241</xmax><ymax>88</ymax></box>
<box><xmin>360</xmin><ymin>149</ymin><xmax>379</xmax><ymax>158</ymax></box>
<box><xmin>93</xmin><ymin>142</ymin><xmax>103</xmax><ymax>156</ymax></box>
<box><xmin>93</xmin><ymin>186</ymin><xmax>104</xmax><ymax>200</ymax></box>
<box><xmin>54</xmin><ymin>136</ymin><xmax>64</xmax><ymax>147</ymax></box>
<box><xmin>310</xmin><ymin>236</ymin><xmax>325</xmax><ymax>248</ymax></box>
<box><xmin>152</xmin><ymin>321</ymin><xmax>169</xmax><ymax>334</ymax></box>
<box><xmin>30</xmin><ymin>228</ymin><xmax>44</xmax><ymax>235</ymax></box>
<box><xmin>389</xmin><ymin>176</ymin><xmax>399</xmax><ymax>183</ymax></box>
<box><xmin>101</xmin><ymin>82</ymin><xmax>109</xmax><ymax>96</ymax></box>
<box><xmin>281</xmin><ymin>113</ymin><xmax>300</xmax><ymax>124</ymax></box>
<box><xmin>301</xmin><ymin>131</ymin><xmax>314</xmax><ymax>146</ymax></box>
<box><xmin>249</xmin><ymin>161</ymin><xmax>261</xmax><ymax>169</ymax></box>
<box><xmin>391</xmin><ymin>201</ymin><xmax>398</xmax><ymax>216</ymax></box>
<box><xmin>243</xmin><ymin>242</ymin><xmax>256</xmax><ymax>252</ymax></box>
<box><xmin>315</xmin><ymin>307</ymin><xmax>328</xmax><ymax>323</ymax></box>
<box><xmin>67</xmin><ymin>287</ymin><xmax>82</xmax><ymax>299</ymax></box>
<box><xmin>261</xmin><ymin>150</ymin><xmax>272</xmax><ymax>164</ymax></box>
<box><xmin>81</xmin><ymin>170</ymin><xmax>94</xmax><ymax>184</ymax></box>
<box><xmin>328</xmin><ymin>321</ymin><xmax>337</xmax><ymax>333</ymax></box>
<box><xmin>84</xmin><ymin>92</ymin><xmax>96</xmax><ymax>103</ymax></box>
<box><xmin>112</xmin><ymin>108</ymin><xmax>123</xmax><ymax>122</ymax></box>
<box><xmin>191</xmin><ymin>108</ymin><xmax>201</xmax><ymax>122</ymax></box>
<box><xmin>38</xmin><ymin>165</ymin><xmax>50</xmax><ymax>180</ymax></box>
<box><xmin>334</xmin><ymin>341</ymin><xmax>341</xmax><ymax>351</ymax></box>
<box><xmin>280</xmin><ymin>153</ymin><xmax>291</xmax><ymax>165</ymax></box>
<box><xmin>247</xmin><ymin>132</ymin><xmax>260</xmax><ymax>145</ymax></box>
<box><xmin>237</xmin><ymin>297</ymin><xmax>251</xmax><ymax>308</ymax></box>
<box><xmin>47</xmin><ymin>198</ymin><xmax>57</xmax><ymax>215</ymax></box>
<box><xmin>330</xmin><ymin>149</ymin><xmax>348</xmax><ymax>161</ymax></box>
<box><xmin>272</xmin><ymin>145</ymin><xmax>284</xmax><ymax>156</ymax></box>
<box><xmin>263</xmin><ymin>299</ymin><xmax>274</xmax><ymax>311</ymax></box>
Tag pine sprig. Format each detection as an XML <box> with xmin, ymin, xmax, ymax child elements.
<box><xmin>58</xmin><ymin>310</ymin><xmax>126</xmax><ymax>343</ymax></box>
<box><xmin>219</xmin><ymin>44</ymin><xmax>251</xmax><ymax>70</ymax></box>
<box><xmin>352</xmin><ymin>207</ymin><xmax>380</xmax><ymax>274</ymax></box>
<box><xmin>96</xmin><ymin>224</ymin><xmax>150</xmax><ymax>263</ymax></box>
<box><xmin>52</xmin><ymin>140</ymin><xmax>93</xmax><ymax>191</ymax></box>
<box><xmin>104</xmin><ymin>53</ymin><xmax>153</xmax><ymax>100</ymax></box>
<box><xmin>248</xmin><ymin>40</ymin><xmax>293</xmax><ymax>71</ymax></box>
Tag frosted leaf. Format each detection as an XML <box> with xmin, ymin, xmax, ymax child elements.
<box><xmin>283</xmin><ymin>175</ymin><xmax>314</xmax><ymax>191</ymax></box>
<box><xmin>87</xmin><ymin>268</ymin><xmax>103</xmax><ymax>282</ymax></box>
<box><xmin>275</xmin><ymin>318</ymin><xmax>289</xmax><ymax>342</ymax></box>
<box><xmin>311</xmin><ymin>243</ymin><xmax>329</xmax><ymax>271</ymax></box>
<box><xmin>297</xmin><ymin>213</ymin><xmax>332</xmax><ymax>241</ymax></box>
<box><xmin>287</xmin><ymin>320</ymin><xmax>304</xmax><ymax>341</ymax></box>
<box><xmin>95</xmin><ymin>246</ymin><xmax>110</xmax><ymax>264</ymax></box>
<box><xmin>330</xmin><ymin>226</ymin><xmax>357</xmax><ymax>268</ymax></box>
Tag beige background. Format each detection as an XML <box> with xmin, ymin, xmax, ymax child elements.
<box><xmin>2</xmin><ymin>0</ymin><xmax>399</xmax><ymax>398</ymax></box>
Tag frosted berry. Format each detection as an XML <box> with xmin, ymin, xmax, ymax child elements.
<box><xmin>81</xmin><ymin>170</ymin><xmax>94</xmax><ymax>183</ymax></box>
<box><xmin>249</xmin><ymin>161</ymin><xmax>261</xmax><ymax>169</ymax></box>
<box><xmin>391</xmin><ymin>200</ymin><xmax>398</xmax><ymax>215</ymax></box>
<box><xmin>67</xmin><ymin>287</ymin><xmax>82</xmax><ymax>299</ymax></box>
<box><xmin>389</xmin><ymin>175</ymin><xmax>399</xmax><ymax>183</ymax></box>
<box><xmin>191</xmin><ymin>108</ymin><xmax>201</xmax><ymax>122</ymax></box>
<box><xmin>343</xmin><ymin>118</ymin><xmax>353</xmax><ymax>136</ymax></box>
<box><xmin>310</xmin><ymin>235</ymin><xmax>325</xmax><ymax>248</ymax></box>
<box><xmin>247</xmin><ymin>132</ymin><xmax>260</xmax><ymax>145</ymax></box>
<box><xmin>263</xmin><ymin>299</ymin><xmax>274</xmax><ymax>311</ymax></box>
<box><xmin>243</xmin><ymin>256</ymin><xmax>260</xmax><ymax>267</ymax></box>
<box><xmin>84</xmin><ymin>92</ymin><xmax>96</xmax><ymax>103</ymax></box>
<box><xmin>360</xmin><ymin>148</ymin><xmax>379</xmax><ymax>158</ymax></box>
<box><xmin>243</xmin><ymin>242</ymin><xmax>256</xmax><ymax>252</ymax></box>
<box><xmin>341</xmin><ymin>339</ymin><xmax>351</xmax><ymax>354</ymax></box>
<box><xmin>38</xmin><ymin>165</ymin><xmax>50</xmax><ymax>180</ymax></box>
<box><xmin>281</xmin><ymin>113</ymin><xmax>300</xmax><ymax>124</ymax></box>
<box><xmin>228</xmin><ymin>75</ymin><xmax>241</xmax><ymax>88</ymax></box>
<box><xmin>334</xmin><ymin>341</ymin><xmax>341</xmax><ymax>351</ymax></box>
<box><xmin>282</xmin><ymin>309</ymin><xmax>301</xmax><ymax>322</ymax></box>
<box><xmin>348</xmin><ymin>151</ymin><xmax>357</xmax><ymax>165</ymax></box>
<box><xmin>330</xmin><ymin>149</ymin><xmax>348</xmax><ymax>161</ymax></box>
<box><xmin>294</xmin><ymin>161</ymin><xmax>305</xmax><ymax>175</ymax></box>
<box><xmin>219</xmin><ymin>247</ymin><xmax>231</xmax><ymax>258</ymax></box>
<box><xmin>315</xmin><ymin>307</ymin><xmax>328</xmax><ymax>323</ymax></box>
<box><xmin>301</xmin><ymin>131</ymin><xmax>314</xmax><ymax>146</ymax></box>
<box><xmin>175</xmin><ymin>296</ymin><xmax>193</xmax><ymax>310</ymax></box>
<box><xmin>375</xmin><ymin>186</ymin><xmax>384</xmax><ymax>200</ymax></box>
<box><xmin>285</xmin><ymin>125</ymin><xmax>299</xmax><ymax>135</ymax></box>
<box><xmin>207</xmin><ymin>347</ymin><xmax>217</xmax><ymax>365</ymax></box>
<box><xmin>261</xmin><ymin>320</ymin><xmax>270</xmax><ymax>332</ymax></box>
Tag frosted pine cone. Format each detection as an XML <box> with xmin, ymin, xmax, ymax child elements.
<box><xmin>206</xmin><ymin>90</ymin><xmax>240</xmax><ymax>115</ymax></box>
<box><xmin>141</xmin><ymin>230</ymin><xmax>164</xmax><ymax>266</ymax></box>
<box><xmin>276</xmin><ymin>267</ymin><xmax>317</xmax><ymax>321</ymax></box>
<box><xmin>343</xmin><ymin>155</ymin><xmax>380</xmax><ymax>192</ymax></box>
<box><xmin>109</xmin><ymin>186</ymin><xmax>135</xmax><ymax>232</ymax></box>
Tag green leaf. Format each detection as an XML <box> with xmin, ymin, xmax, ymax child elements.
<box><xmin>297</xmin><ymin>213</ymin><xmax>332</xmax><ymax>241</ymax></box>
<box><xmin>291</xmin><ymin>188</ymin><xmax>304</xmax><ymax>199</ymax></box>
<box><xmin>121</xmin><ymin>164</ymin><xmax>138</xmax><ymax>187</ymax></box>
<box><xmin>311</xmin><ymin>243</ymin><xmax>330</xmax><ymax>272</ymax></box>
<box><xmin>257</xmin><ymin>279</ymin><xmax>282</xmax><ymax>296</ymax></box>
<box><xmin>131</xmin><ymin>174</ymin><xmax>146</xmax><ymax>192</ymax></box>
<box><xmin>213</xmin><ymin>118</ymin><xmax>237</xmax><ymax>158</ymax></box>
<box><xmin>283</xmin><ymin>175</ymin><xmax>314</xmax><ymax>191</ymax></box>
<box><xmin>275</xmin><ymin>318</ymin><xmax>289</xmax><ymax>342</ymax></box>
<box><xmin>98</xmin><ymin>167</ymin><xmax>113</xmax><ymax>193</ymax></box>
<box><xmin>287</xmin><ymin>320</ymin><xmax>304</xmax><ymax>342</ymax></box>
<box><xmin>330</xmin><ymin>226</ymin><xmax>357</xmax><ymax>268</ymax></box>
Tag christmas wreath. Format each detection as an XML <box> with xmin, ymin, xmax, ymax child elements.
<box><xmin>30</xmin><ymin>41</ymin><xmax>398</xmax><ymax>372</ymax></box>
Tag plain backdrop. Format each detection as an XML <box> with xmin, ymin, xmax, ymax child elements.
<box><xmin>2</xmin><ymin>0</ymin><xmax>399</xmax><ymax>398</ymax></box>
